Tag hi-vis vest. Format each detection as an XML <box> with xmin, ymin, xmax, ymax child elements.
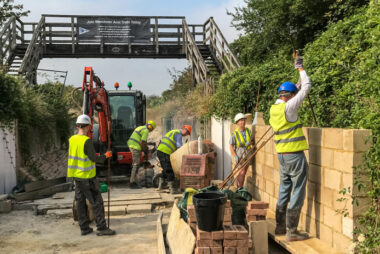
<box><xmin>127</xmin><ymin>125</ymin><xmax>149</xmax><ymax>151</ymax></box>
<box><xmin>67</xmin><ymin>135</ymin><xmax>96</xmax><ymax>179</ymax></box>
<box><xmin>233</xmin><ymin>128</ymin><xmax>252</xmax><ymax>149</ymax></box>
<box><xmin>269</xmin><ymin>103</ymin><xmax>308</xmax><ymax>153</ymax></box>
<box><xmin>157</xmin><ymin>129</ymin><xmax>181</xmax><ymax>155</ymax></box>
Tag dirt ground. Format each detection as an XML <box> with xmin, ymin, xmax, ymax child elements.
<box><xmin>0</xmin><ymin>205</ymin><xmax>170</xmax><ymax>254</ymax></box>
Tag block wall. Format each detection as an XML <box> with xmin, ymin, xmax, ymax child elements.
<box><xmin>231</xmin><ymin>113</ymin><xmax>372</xmax><ymax>253</ymax></box>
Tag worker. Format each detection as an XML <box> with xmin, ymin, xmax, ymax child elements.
<box><xmin>269</xmin><ymin>52</ymin><xmax>310</xmax><ymax>241</ymax></box>
<box><xmin>127</xmin><ymin>120</ymin><xmax>156</xmax><ymax>188</ymax></box>
<box><xmin>68</xmin><ymin>114</ymin><xmax>115</xmax><ymax>236</ymax></box>
<box><xmin>229</xmin><ymin>113</ymin><xmax>253</xmax><ymax>188</ymax></box>
<box><xmin>156</xmin><ymin>125</ymin><xmax>192</xmax><ymax>193</ymax></box>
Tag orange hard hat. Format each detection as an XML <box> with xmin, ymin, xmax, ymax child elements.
<box><xmin>182</xmin><ymin>125</ymin><xmax>192</xmax><ymax>135</ymax></box>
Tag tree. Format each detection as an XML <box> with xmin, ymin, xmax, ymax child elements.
<box><xmin>0</xmin><ymin>0</ymin><xmax>29</xmax><ymax>28</ymax></box>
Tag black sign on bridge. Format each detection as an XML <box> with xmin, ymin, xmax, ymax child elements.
<box><xmin>77</xmin><ymin>16</ymin><xmax>151</xmax><ymax>43</ymax></box>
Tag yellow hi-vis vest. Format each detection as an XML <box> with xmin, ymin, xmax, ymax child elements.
<box><xmin>157</xmin><ymin>129</ymin><xmax>181</xmax><ymax>155</ymax></box>
<box><xmin>127</xmin><ymin>125</ymin><xmax>149</xmax><ymax>151</ymax></box>
<box><xmin>233</xmin><ymin>128</ymin><xmax>252</xmax><ymax>149</ymax></box>
<box><xmin>269</xmin><ymin>103</ymin><xmax>308</xmax><ymax>153</ymax></box>
<box><xmin>67</xmin><ymin>135</ymin><xmax>96</xmax><ymax>179</ymax></box>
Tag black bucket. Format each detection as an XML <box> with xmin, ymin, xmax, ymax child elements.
<box><xmin>192</xmin><ymin>192</ymin><xmax>227</xmax><ymax>232</ymax></box>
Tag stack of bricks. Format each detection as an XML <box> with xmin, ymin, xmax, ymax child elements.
<box><xmin>187</xmin><ymin>205</ymin><xmax>197</xmax><ymax>234</ymax></box>
<box><xmin>223</xmin><ymin>200</ymin><xmax>232</xmax><ymax>226</ymax></box>
<box><xmin>195</xmin><ymin>225</ymin><xmax>251</xmax><ymax>254</ymax></box>
<box><xmin>246</xmin><ymin>200</ymin><xmax>269</xmax><ymax>222</ymax></box>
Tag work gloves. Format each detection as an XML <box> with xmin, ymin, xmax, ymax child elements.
<box><xmin>105</xmin><ymin>151</ymin><xmax>112</xmax><ymax>158</ymax></box>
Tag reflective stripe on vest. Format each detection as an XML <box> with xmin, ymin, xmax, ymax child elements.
<box><xmin>67</xmin><ymin>135</ymin><xmax>96</xmax><ymax>179</ymax></box>
<box><xmin>269</xmin><ymin>103</ymin><xmax>308</xmax><ymax>153</ymax></box>
<box><xmin>234</xmin><ymin>128</ymin><xmax>252</xmax><ymax>148</ymax></box>
<box><xmin>127</xmin><ymin>125</ymin><xmax>148</xmax><ymax>151</ymax></box>
<box><xmin>157</xmin><ymin>129</ymin><xmax>181</xmax><ymax>155</ymax></box>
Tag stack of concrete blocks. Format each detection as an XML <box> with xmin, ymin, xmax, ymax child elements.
<box><xmin>245</xmin><ymin>113</ymin><xmax>372</xmax><ymax>253</ymax></box>
<box><xmin>246</xmin><ymin>201</ymin><xmax>269</xmax><ymax>222</ymax></box>
<box><xmin>195</xmin><ymin>225</ymin><xmax>251</xmax><ymax>254</ymax></box>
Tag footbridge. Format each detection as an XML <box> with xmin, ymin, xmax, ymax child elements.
<box><xmin>0</xmin><ymin>15</ymin><xmax>240</xmax><ymax>93</ymax></box>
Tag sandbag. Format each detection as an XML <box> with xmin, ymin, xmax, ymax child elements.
<box><xmin>136</xmin><ymin>167</ymin><xmax>155</xmax><ymax>188</ymax></box>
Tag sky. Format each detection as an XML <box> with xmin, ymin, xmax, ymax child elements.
<box><xmin>14</xmin><ymin>0</ymin><xmax>245</xmax><ymax>95</ymax></box>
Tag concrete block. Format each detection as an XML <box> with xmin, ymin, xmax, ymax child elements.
<box><xmin>321</xmin><ymin>148</ymin><xmax>334</xmax><ymax>168</ymax></box>
<box><xmin>323</xmin><ymin>128</ymin><xmax>343</xmax><ymax>150</ymax></box>
<box><xmin>319</xmin><ymin>223</ymin><xmax>333</xmax><ymax>247</ymax></box>
<box><xmin>256</xmin><ymin>152</ymin><xmax>264</xmax><ymax>165</ymax></box>
<box><xmin>255</xmin><ymin>163</ymin><xmax>263</xmax><ymax>176</ymax></box>
<box><xmin>333</xmin><ymin>151</ymin><xmax>354</xmax><ymax>173</ymax></box>
<box><xmin>353</xmin><ymin>152</ymin><xmax>364</xmax><ymax>167</ymax></box>
<box><xmin>352</xmin><ymin>129</ymin><xmax>372</xmax><ymax>152</ymax></box>
<box><xmin>265</xmin><ymin>180</ymin><xmax>274</xmax><ymax>196</ymax></box>
<box><xmin>0</xmin><ymin>200</ymin><xmax>12</xmax><ymax>213</ymax></box>
<box><xmin>320</xmin><ymin>187</ymin><xmax>334</xmax><ymax>208</ymax></box>
<box><xmin>274</xmin><ymin>183</ymin><xmax>279</xmax><ymax>199</ymax></box>
<box><xmin>126</xmin><ymin>204</ymin><xmax>152</xmax><ymax>214</ymax></box>
<box><xmin>304</xmin><ymin>199</ymin><xmax>323</xmax><ymax>223</ymax></box>
<box><xmin>210</xmin><ymin>247</ymin><xmax>223</xmax><ymax>254</ymax></box>
<box><xmin>224</xmin><ymin>247</ymin><xmax>237</xmax><ymax>254</ymax></box>
<box><xmin>195</xmin><ymin>247</ymin><xmax>210</xmax><ymax>254</ymax></box>
<box><xmin>263</xmin><ymin>166</ymin><xmax>273</xmax><ymax>180</ymax></box>
<box><xmin>324</xmin><ymin>168</ymin><xmax>342</xmax><ymax>191</ymax></box>
<box><xmin>248</xmin><ymin>220</ymin><xmax>268</xmax><ymax>254</ymax></box>
<box><xmin>342</xmin><ymin>216</ymin><xmax>353</xmax><ymax>239</ymax></box>
<box><xmin>261</xmin><ymin>192</ymin><xmax>270</xmax><ymax>204</ymax></box>
<box><xmin>308</xmin><ymin>163</ymin><xmax>322</xmax><ymax>184</ymax></box>
<box><xmin>309</xmin><ymin>145</ymin><xmax>322</xmax><ymax>165</ymax></box>
<box><xmin>264</xmin><ymin>153</ymin><xmax>274</xmax><ymax>168</ymax></box>
<box><xmin>273</xmin><ymin>156</ymin><xmax>279</xmax><ymax>170</ymax></box>
<box><xmin>343</xmin><ymin>129</ymin><xmax>355</xmax><ymax>152</ymax></box>
<box><xmin>323</xmin><ymin>205</ymin><xmax>342</xmax><ymax>233</ymax></box>
<box><xmin>308</xmin><ymin>127</ymin><xmax>323</xmax><ymax>146</ymax></box>
<box><xmin>333</xmin><ymin>231</ymin><xmax>354</xmax><ymax>253</ymax></box>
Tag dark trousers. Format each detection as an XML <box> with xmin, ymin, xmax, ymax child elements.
<box><xmin>157</xmin><ymin>150</ymin><xmax>175</xmax><ymax>181</ymax></box>
<box><xmin>75</xmin><ymin>178</ymin><xmax>107</xmax><ymax>231</ymax></box>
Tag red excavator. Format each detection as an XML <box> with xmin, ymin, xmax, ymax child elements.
<box><xmin>80</xmin><ymin>66</ymin><xmax>155</xmax><ymax>179</ymax></box>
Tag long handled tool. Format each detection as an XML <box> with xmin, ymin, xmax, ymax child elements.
<box><xmin>107</xmin><ymin>123</ymin><xmax>111</xmax><ymax>228</ymax></box>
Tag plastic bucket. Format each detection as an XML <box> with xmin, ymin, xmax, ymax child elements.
<box><xmin>192</xmin><ymin>192</ymin><xmax>227</xmax><ymax>231</ymax></box>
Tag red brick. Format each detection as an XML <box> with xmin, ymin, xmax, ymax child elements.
<box><xmin>224</xmin><ymin>214</ymin><xmax>232</xmax><ymax>221</ymax></box>
<box><xmin>247</xmin><ymin>201</ymin><xmax>269</xmax><ymax>209</ymax></box>
<box><xmin>224</xmin><ymin>239</ymin><xmax>238</xmax><ymax>247</ymax></box>
<box><xmin>248</xmin><ymin>239</ymin><xmax>252</xmax><ymax>248</ymax></box>
<box><xmin>224</xmin><ymin>221</ymin><xmax>233</xmax><ymax>226</ymax></box>
<box><xmin>224</xmin><ymin>207</ymin><xmax>232</xmax><ymax>215</ymax></box>
<box><xmin>246</xmin><ymin>215</ymin><xmax>257</xmax><ymax>222</ymax></box>
<box><xmin>234</xmin><ymin>225</ymin><xmax>249</xmax><ymax>240</ymax></box>
<box><xmin>223</xmin><ymin>225</ymin><xmax>237</xmax><ymax>239</ymax></box>
<box><xmin>256</xmin><ymin>216</ymin><xmax>266</xmax><ymax>221</ymax></box>
<box><xmin>210</xmin><ymin>247</ymin><xmax>223</xmax><ymax>254</ymax></box>
<box><xmin>224</xmin><ymin>247</ymin><xmax>237</xmax><ymax>254</ymax></box>
<box><xmin>246</xmin><ymin>209</ymin><xmax>267</xmax><ymax>216</ymax></box>
<box><xmin>211</xmin><ymin>230</ymin><xmax>224</xmax><ymax>240</ymax></box>
<box><xmin>187</xmin><ymin>205</ymin><xmax>196</xmax><ymax>217</ymax></box>
<box><xmin>197</xmin><ymin>226</ymin><xmax>212</xmax><ymax>240</ymax></box>
<box><xmin>236</xmin><ymin>240</ymin><xmax>249</xmax><ymax>247</ymax></box>
<box><xmin>210</xmin><ymin>240</ymin><xmax>223</xmax><ymax>247</ymax></box>
<box><xmin>197</xmin><ymin>240</ymin><xmax>211</xmax><ymax>247</ymax></box>
<box><xmin>195</xmin><ymin>247</ymin><xmax>211</xmax><ymax>254</ymax></box>
<box><xmin>226</xmin><ymin>200</ymin><xmax>231</xmax><ymax>208</ymax></box>
<box><xmin>236</xmin><ymin>247</ymin><xmax>249</xmax><ymax>254</ymax></box>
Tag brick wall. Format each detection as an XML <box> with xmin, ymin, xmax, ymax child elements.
<box><xmin>231</xmin><ymin>113</ymin><xmax>372</xmax><ymax>253</ymax></box>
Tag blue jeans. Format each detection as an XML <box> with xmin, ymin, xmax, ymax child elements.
<box><xmin>277</xmin><ymin>152</ymin><xmax>308</xmax><ymax>211</ymax></box>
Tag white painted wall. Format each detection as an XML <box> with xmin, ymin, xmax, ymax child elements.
<box><xmin>211</xmin><ymin>118</ymin><xmax>232</xmax><ymax>180</ymax></box>
<box><xmin>0</xmin><ymin>127</ymin><xmax>17</xmax><ymax>194</ymax></box>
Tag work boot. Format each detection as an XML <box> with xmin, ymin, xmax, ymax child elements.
<box><xmin>81</xmin><ymin>227</ymin><xmax>93</xmax><ymax>236</ymax></box>
<box><xmin>275</xmin><ymin>205</ymin><xmax>287</xmax><ymax>235</ymax></box>
<box><xmin>130</xmin><ymin>182</ymin><xmax>140</xmax><ymax>189</ymax></box>
<box><xmin>96</xmin><ymin>227</ymin><xmax>116</xmax><ymax>236</ymax></box>
<box><xmin>286</xmin><ymin>208</ymin><xmax>308</xmax><ymax>241</ymax></box>
<box><xmin>167</xmin><ymin>181</ymin><xmax>180</xmax><ymax>194</ymax></box>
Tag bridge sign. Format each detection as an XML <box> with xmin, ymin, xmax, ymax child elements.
<box><xmin>77</xmin><ymin>16</ymin><xmax>151</xmax><ymax>43</ymax></box>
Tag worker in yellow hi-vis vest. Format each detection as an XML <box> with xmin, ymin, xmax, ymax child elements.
<box><xmin>269</xmin><ymin>51</ymin><xmax>310</xmax><ymax>242</ymax></box>
<box><xmin>68</xmin><ymin>114</ymin><xmax>115</xmax><ymax>236</ymax></box>
<box><xmin>127</xmin><ymin>120</ymin><xmax>156</xmax><ymax>189</ymax></box>
<box><xmin>229</xmin><ymin>113</ymin><xmax>253</xmax><ymax>188</ymax></box>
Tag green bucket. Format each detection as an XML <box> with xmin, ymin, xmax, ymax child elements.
<box><xmin>99</xmin><ymin>182</ymin><xmax>108</xmax><ymax>193</ymax></box>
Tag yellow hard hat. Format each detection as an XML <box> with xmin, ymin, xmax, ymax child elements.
<box><xmin>147</xmin><ymin>120</ymin><xmax>156</xmax><ymax>130</ymax></box>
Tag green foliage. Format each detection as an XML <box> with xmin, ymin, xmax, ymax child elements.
<box><xmin>0</xmin><ymin>0</ymin><xmax>29</xmax><ymax>28</ymax></box>
<box><xmin>146</xmin><ymin>95</ymin><xmax>164</xmax><ymax>108</ymax></box>
<box><xmin>161</xmin><ymin>67</ymin><xmax>194</xmax><ymax>102</ymax></box>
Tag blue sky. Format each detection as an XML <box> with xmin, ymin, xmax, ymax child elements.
<box><xmin>15</xmin><ymin>0</ymin><xmax>245</xmax><ymax>95</ymax></box>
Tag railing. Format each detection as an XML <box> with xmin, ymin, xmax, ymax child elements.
<box><xmin>182</xmin><ymin>19</ymin><xmax>210</xmax><ymax>89</ymax></box>
<box><xmin>203</xmin><ymin>17</ymin><xmax>241</xmax><ymax>72</ymax></box>
<box><xmin>19</xmin><ymin>16</ymin><xmax>46</xmax><ymax>82</ymax></box>
<box><xmin>0</xmin><ymin>16</ymin><xmax>24</xmax><ymax>67</ymax></box>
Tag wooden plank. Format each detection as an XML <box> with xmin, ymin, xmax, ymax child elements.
<box><xmin>15</xmin><ymin>182</ymin><xmax>72</xmax><ymax>201</ymax></box>
<box><xmin>25</xmin><ymin>176</ymin><xmax>66</xmax><ymax>192</ymax></box>
<box><xmin>156</xmin><ymin>211</ymin><xmax>166</xmax><ymax>254</ymax></box>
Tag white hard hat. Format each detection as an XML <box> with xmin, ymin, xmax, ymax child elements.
<box><xmin>234</xmin><ymin>113</ymin><xmax>247</xmax><ymax>123</ymax></box>
<box><xmin>76</xmin><ymin>114</ymin><xmax>91</xmax><ymax>125</ymax></box>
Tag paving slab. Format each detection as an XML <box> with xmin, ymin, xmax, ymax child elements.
<box><xmin>126</xmin><ymin>204</ymin><xmax>152</xmax><ymax>214</ymax></box>
<box><xmin>105</xmin><ymin>206</ymin><xmax>127</xmax><ymax>216</ymax></box>
<box><xmin>0</xmin><ymin>200</ymin><xmax>12</xmax><ymax>213</ymax></box>
<box><xmin>46</xmin><ymin>208</ymin><xmax>73</xmax><ymax>218</ymax></box>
